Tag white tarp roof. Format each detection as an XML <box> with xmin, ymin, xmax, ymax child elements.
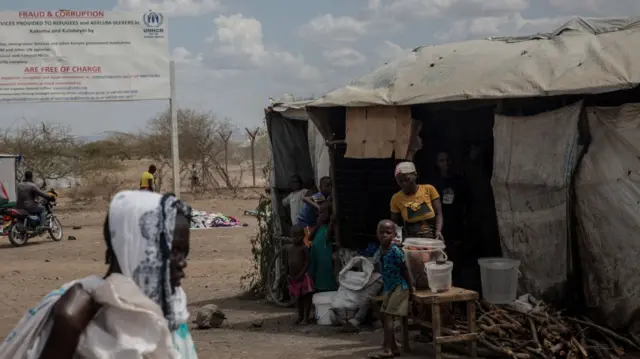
<box><xmin>309</xmin><ymin>17</ymin><xmax>640</xmax><ymax>108</ymax></box>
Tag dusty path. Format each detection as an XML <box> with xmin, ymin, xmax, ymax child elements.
<box><xmin>0</xmin><ymin>194</ymin><xmax>465</xmax><ymax>359</ymax></box>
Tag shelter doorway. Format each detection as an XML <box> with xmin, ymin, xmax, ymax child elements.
<box><xmin>331</xmin><ymin>104</ymin><xmax>502</xmax><ymax>291</ymax></box>
<box><xmin>411</xmin><ymin>105</ymin><xmax>502</xmax><ymax>290</ymax></box>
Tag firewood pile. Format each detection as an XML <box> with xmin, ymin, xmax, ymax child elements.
<box><xmin>463</xmin><ymin>300</ymin><xmax>640</xmax><ymax>359</ymax></box>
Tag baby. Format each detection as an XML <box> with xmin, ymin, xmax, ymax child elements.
<box><xmin>287</xmin><ymin>225</ymin><xmax>314</xmax><ymax>324</ymax></box>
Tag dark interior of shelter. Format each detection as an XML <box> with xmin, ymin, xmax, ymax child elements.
<box><xmin>329</xmin><ymin>104</ymin><xmax>502</xmax><ymax>294</ymax></box>
<box><xmin>268</xmin><ymin>85</ymin><xmax>640</xmax><ymax>312</ymax></box>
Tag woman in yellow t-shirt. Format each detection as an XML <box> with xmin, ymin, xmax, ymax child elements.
<box><xmin>390</xmin><ymin>161</ymin><xmax>444</xmax><ymax>240</ymax></box>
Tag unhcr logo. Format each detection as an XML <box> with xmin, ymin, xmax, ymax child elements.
<box><xmin>143</xmin><ymin>11</ymin><xmax>163</xmax><ymax>27</ymax></box>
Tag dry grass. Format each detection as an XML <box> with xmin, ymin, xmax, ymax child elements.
<box><xmin>61</xmin><ymin>159</ymin><xmax>267</xmax><ymax>210</ymax></box>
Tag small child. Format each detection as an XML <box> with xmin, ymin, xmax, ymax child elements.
<box><xmin>287</xmin><ymin>225</ymin><xmax>314</xmax><ymax>325</ymax></box>
<box><xmin>370</xmin><ymin>219</ymin><xmax>414</xmax><ymax>358</ymax></box>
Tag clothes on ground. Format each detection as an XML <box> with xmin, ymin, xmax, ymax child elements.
<box><xmin>374</xmin><ymin>244</ymin><xmax>408</xmax><ymax>294</ymax></box>
<box><xmin>296</xmin><ymin>192</ymin><xmax>326</xmax><ymax>227</ymax></box>
<box><xmin>308</xmin><ymin>225</ymin><xmax>338</xmax><ymax>292</ymax></box>
<box><xmin>140</xmin><ymin>171</ymin><xmax>154</xmax><ymax>190</ymax></box>
<box><xmin>288</xmin><ymin>273</ymin><xmax>315</xmax><ymax>297</ymax></box>
<box><xmin>390</xmin><ymin>184</ymin><xmax>440</xmax><ymax>223</ymax></box>
<box><xmin>381</xmin><ymin>285</ymin><xmax>410</xmax><ymax>317</ymax></box>
<box><xmin>283</xmin><ymin>189</ymin><xmax>307</xmax><ymax>225</ymax></box>
<box><xmin>190</xmin><ymin>210</ymin><xmax>243</xmax><ymax>228</ymax></box>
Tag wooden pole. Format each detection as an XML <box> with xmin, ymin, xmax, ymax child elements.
<box><xmin>245</xmin><ymin>127</ymin><xmax>260</xmax><ymax>187</ymax></box>
<box><xmin>218</xmin><ymin>131</ymin><xmax>232</xmax><ymax>174</ymax></box>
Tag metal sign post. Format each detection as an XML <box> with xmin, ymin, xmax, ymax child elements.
<box><xmin>169</xmin><ymin>60</ymin><xmax>180</xmax><ymax>198</ymax></box>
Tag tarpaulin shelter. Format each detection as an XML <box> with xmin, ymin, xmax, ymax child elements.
<box><xmin>265</xmin><ymin>99</ymin><xmax>329</xmax><ymax>236</ymax></box>
<box><xmin>306</xmin><ymin>17</ymin><xmax>640</xmax><ymax>330</ymax></box>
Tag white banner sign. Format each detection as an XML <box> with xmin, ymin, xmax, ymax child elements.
<box><xmin>0</xmin><ymin>10</ymin><xmax>170</xmax><ymax>103</ymax></box>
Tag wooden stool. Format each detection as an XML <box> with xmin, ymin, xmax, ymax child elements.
<box><xmin>412</xmin><ymin>287</ymin><xmax>479</xmax><ymax>359</ymax></box>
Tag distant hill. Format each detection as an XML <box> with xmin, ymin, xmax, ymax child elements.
<box><xmin>75</xmin><ymin>133</ymin><xmax>108</xmax><ymax>143</ymax></box>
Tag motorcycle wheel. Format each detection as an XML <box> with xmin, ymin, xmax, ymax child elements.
<box><xmin>48</xmin><ymin>217</ymin><xmax>63</xmax><ymax>241</ymax></box>
<box><xmin>8</xmin><ymin>224</ymin><xmax>28</xmax><ymax>247</ymax></box>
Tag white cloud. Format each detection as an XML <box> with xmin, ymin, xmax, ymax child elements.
<box><xmin>208</xmin><ymin>14</ymin><xmax>320</xmax><ymax>81</ymax></box>
<box><xmin>299</xmin><ymin>14</ymin><xmax>369</xmax><ymax>41</ymax></box>
<box><xmin>376</xmin><ymin>40</ymin><xmax>412</xmax><ymax>62</ymax></box>
<box><xmin>172</xmin><ymin>47</ymin><xmax>203</xmax><ymax>65</ymax></box>
<box><xmin>323</xmin><ymin>48</ymin><xmax>367</xmax><ymax>67</ymax></box>
<box><xmin>114</xmin><ymin>0</ymin><xmax>221</xmax><ymax>16</ymax></box>
<box><xmin>208</xmin><ymin>14</ymin><xmax>267</xmax><ymax>63</ymax></box>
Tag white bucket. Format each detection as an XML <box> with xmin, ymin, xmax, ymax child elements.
<box><xmin>425</xmin><ymin>261</ymin><xmax>453</xmax><ymax>293</ymax></box>
<box><xmin>403</xmin><ymin>238</ymin><xmax>447</xmax><ymax>290</ymax></box>
<box><xmin>312</xmin><ymin>291</ymin><xmax>336</xmax><ymax>325</ymax></box>
<box><xmin>478</xmin><ymin>258</ymin><xmax>521</xmax><ymax>304</ymax></box>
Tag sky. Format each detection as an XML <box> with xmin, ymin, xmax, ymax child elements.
<box><xmin>0</xmin><ymin>0</ymin><xmax>639</xmax><ymax>136</ymax></box>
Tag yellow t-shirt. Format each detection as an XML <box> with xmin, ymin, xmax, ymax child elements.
<box><xmin>140</xmin><ymin>171</ymin><xmax>154</xmax><ymax>189</ymax></box>
<box><xmin>390</xmin><ymin>184</ymin><xmax>440</xmax><ymax>223</ymax></box>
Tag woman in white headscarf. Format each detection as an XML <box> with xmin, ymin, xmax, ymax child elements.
<box><xmin>0</xmin><ymin>190</ymin><xmax>198</xmax><ymax>359</ymax></box>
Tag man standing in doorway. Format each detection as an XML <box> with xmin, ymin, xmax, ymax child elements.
<box><xmin>432</xmin><ymin>151</ymin><xmax>470</xmax><ymax>287</ymax></box>
<box><xmin>140</xmin><ymin>165</ymin><xmax>156</xmax><ymax>192</ymax></box>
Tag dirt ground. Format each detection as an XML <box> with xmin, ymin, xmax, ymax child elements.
<box><xmin>0</xmin><ymin>191</ymin><xmax>467</xmax><ymax>359</ymax></box>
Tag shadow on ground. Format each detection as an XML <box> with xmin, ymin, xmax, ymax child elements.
<box><xmin>189</xmin><ymin>295</ymin><xmax>481</xmax><ymax>359</ymax></box>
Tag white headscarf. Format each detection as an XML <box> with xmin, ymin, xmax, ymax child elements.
<box><xmin>107</xmin><ymin>190</ymin><xmax>192</xmax><ymax>330</ymax></box>
<box><xmin>394</xmin><ymin>161</ymin><xmax>416</xmax><ymax>177</ymax></box>
<box><xmin>108</xmin><ymin>191</ymin><xmax>197</xmax><ymax>359</ymax></box>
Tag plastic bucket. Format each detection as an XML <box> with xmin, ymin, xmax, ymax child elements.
<box><xmin>312</xmin><ymin>291</ymin><xmax>336</xmax><ymax>325</ymax></box>
<box><xmin>403</xmin><ymin>238</ymin><xmax>447</xmax><ymax>289</ymax></box>
<box><xmin>478</xmin><ymin>258</ymin><xmax>520</xmax><ymax>304</ymax></box>
<box><xmin>425</xmin><ymin>261</ymin><xmax>453</xmax><ymax>293</ymax></box>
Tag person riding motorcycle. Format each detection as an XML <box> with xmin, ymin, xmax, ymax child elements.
<box><xmin>16</xmin><ymin>171</ymin><xmax>55</xmax><ymax>229</ymax></box>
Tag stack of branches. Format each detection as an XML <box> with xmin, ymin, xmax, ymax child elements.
<box><xmin>463</xmin><ymin>301</ymin><xmax>640</xmax><ymax>359</ymax></box>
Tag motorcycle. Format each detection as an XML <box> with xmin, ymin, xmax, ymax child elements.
<box><xmin>0</xmin><ymin>208</ymin><xmax>12</xmax><ymax>236</ymax></box>
<box><xmin>6</xmin><ymin>189</ymin><xmax>64</xmax><ymax>247</ymax></box>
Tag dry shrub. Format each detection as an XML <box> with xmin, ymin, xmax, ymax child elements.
<box><xmin>70</xmin><ymin>172</ymin><xmax>128</xmax><ymax>202</ymax></box>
